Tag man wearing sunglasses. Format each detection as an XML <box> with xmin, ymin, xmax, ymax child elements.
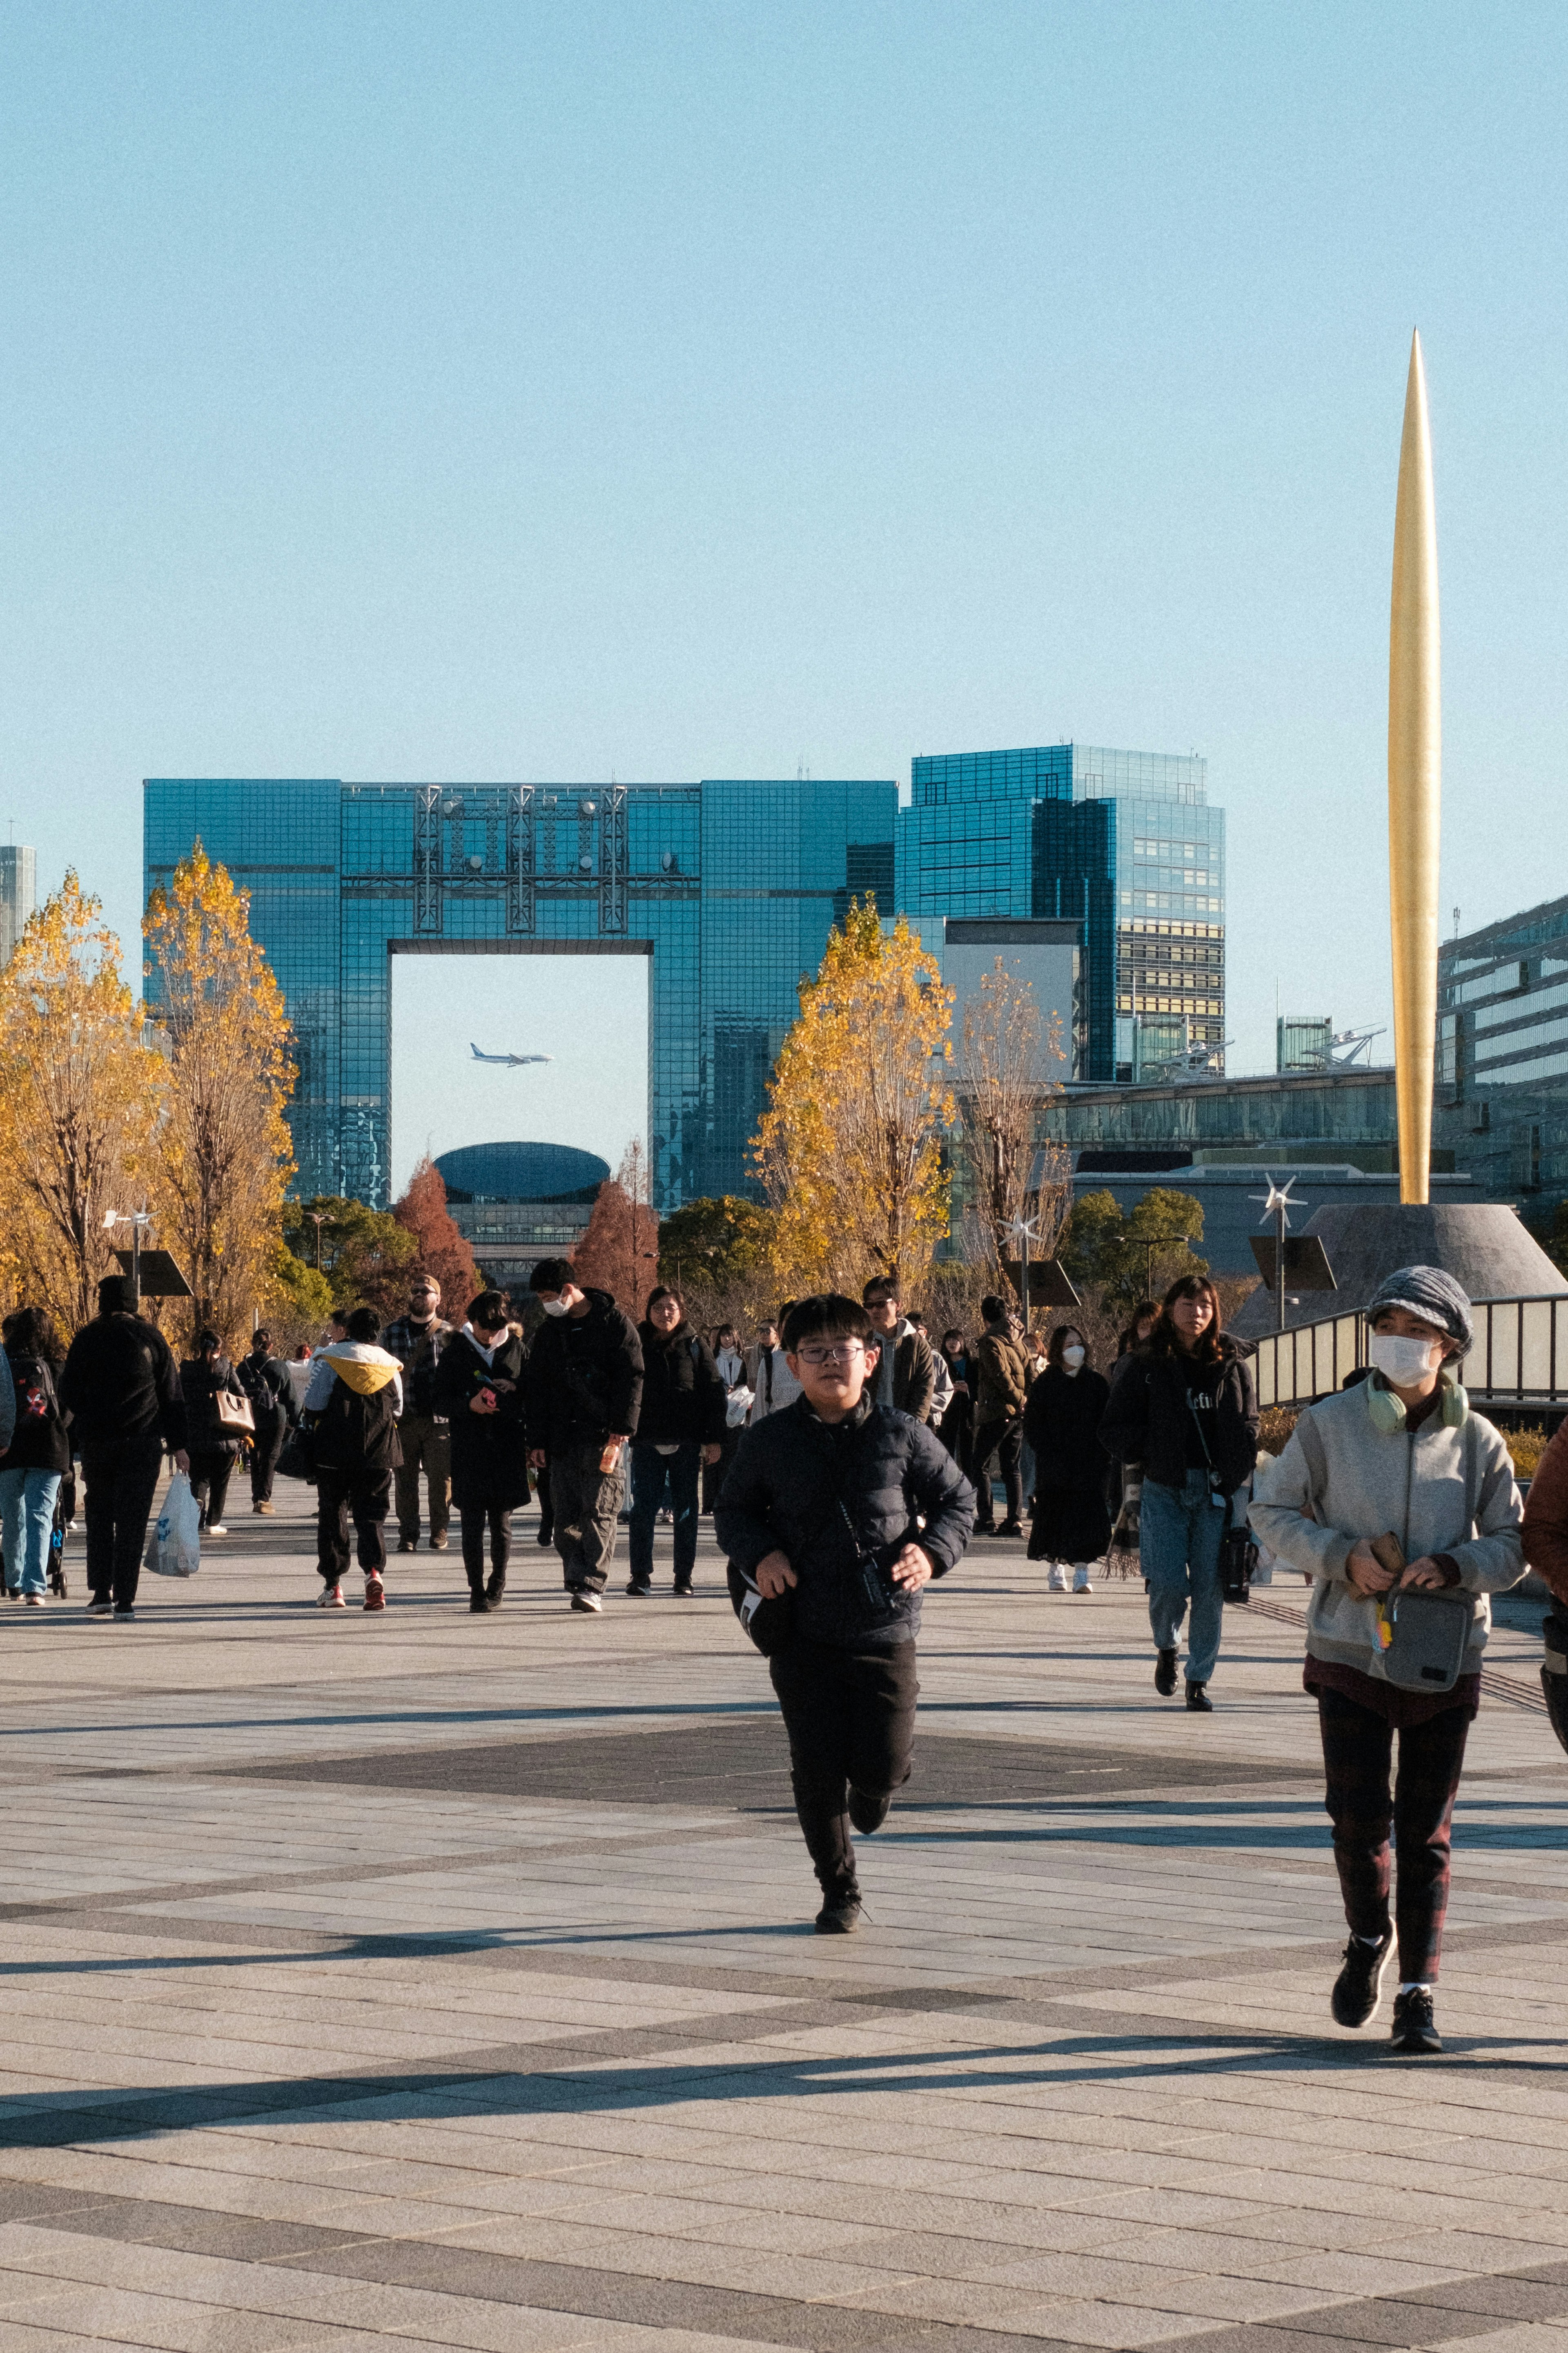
<box><xmin>715</xmin><ymin>1291</ymin><xmax>975</xmax><ymax>1934</ymax></box>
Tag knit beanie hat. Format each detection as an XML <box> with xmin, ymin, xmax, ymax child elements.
<box><xmin>1365</xmin><ymin>1264</ymin><xmax>1473</xmax><ymax>1352</ymax></box>
<box><xmin>98</xmin><ymin>1274</ymin><xmax>139</xmax><ymax>1316</ymax></box>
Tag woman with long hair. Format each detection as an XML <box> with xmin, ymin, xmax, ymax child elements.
<box><xmin>1023</xmin><ymin>1324</ymin><xmax>1111</xmax><ymax>1592</ymax></box>
<box><xmin>1100</xmin><ymin>1275</ymin><xmax>1258</xmax><ymax>1710</ymax></box>
<box><xmin>0</xmin><ymin>1307</ymin><xmax>68</xmax><ymax>1604</ymax></box>
<box><xmin>1116</xmin><ymin>1300</ymin><xmax>1158</xmax><ymax>1358</ymax></box>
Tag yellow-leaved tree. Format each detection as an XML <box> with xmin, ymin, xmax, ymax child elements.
<box><xmin>753</xmin><ymin>900</ymin><xmax>953</xmax><ymax>1294</ymax></box>
<box><xmin>143</xmin><ymin>843</ymin><xmax>296</xmax><ymax>1344</ymax></box>
<box><xmin>0</xmin><ymin>873</ymin><xmax>165</xmax><ymax>1333</ymax></box>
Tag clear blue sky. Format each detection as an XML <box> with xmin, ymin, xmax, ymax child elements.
<box><xmin>4</xmin><ymin>2</ymin><xmax>1566</xmax><ymax>1079</ymax></box>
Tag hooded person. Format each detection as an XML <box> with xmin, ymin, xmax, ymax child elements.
<box><xmin>1252</xmin><ymin>1265</ymin><xmax>1524</xmax><ymax>2056</ymax></box>
<box><xmin>301</xmin><ymin>1305</ymin><xmax>404</xmax><ymax>1610</ymax></box>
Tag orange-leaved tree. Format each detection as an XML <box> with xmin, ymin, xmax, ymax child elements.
<box><xmin>391</xmin><ymin>1158</ymin><xmax>479</xmax><ymax>1308</ymax></box>
<box><xmin>0</xmin><ymin>872</ymin><xmax>165</xmax><ymax>1333</ymax></box>
<box><xmin>753</xmin><ymin>899</ymin><xmax>953</xmax><ymax>1294</ymax></box>
<box><xmin>571</xmin><ymin>1141</ymin><xmax>660</xmax><ymax>1313</ymax></box>
<box><xmin>143</xmin><ymin>843</ymin><xmax>296</xmax><ymax>1345</ymax></box>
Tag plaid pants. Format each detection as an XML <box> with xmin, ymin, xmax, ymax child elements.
<box><xmin>1317</xmin><ymin>1686</ymin><xmax>1470</xmax><ymax>1983</ymax></box>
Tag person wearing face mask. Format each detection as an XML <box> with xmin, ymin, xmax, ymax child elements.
<box><xmin>1022</xmin><ymin>1326</ymin><xmax>1111</xmax><ymax>1592</ymax></box>
<box><xmin>1252</xmin><ymin>1267</ymin><xmax>1524</xmax><ymax>2056</ymax></box>
<box><xmin>626</xmin><ymin>1286</ymin><xmax>726</xmax><ymax>1597</ymax></box>
<box><xmin>433</xmin><ymin>1289</ymin><xmax>530</xmax><ymax>1612</ymax></box>
<box><xmin>1100</xmin><ymin>1275</ymin><xmax>1258</xmax><ymax>1712</ymax></box>
<box><xmin>524</xmin><ymin>1259</ymin><xmax>644</xmax><ymax>1612</ymax></box>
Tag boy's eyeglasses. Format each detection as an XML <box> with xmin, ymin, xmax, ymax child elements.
<box><xmin>795</xmin><ymin>1341</ymin><xmax>870</xmax><ymax>1367</ymax></box>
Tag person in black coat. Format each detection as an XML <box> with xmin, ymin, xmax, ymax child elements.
<box><xmin>1023</xmin><ymin>1324</ymin><xmax>1111</xmax><ymax>1590</ymax></box>
<box><xmin>180</xmin><ymin>1331</ymin><xmax>250</xmax><ymax>1535</ymax></box>
<box><xmin>524</xmin><ymin>1260</ymin><xmax>644</xmax><ymax>1611</ymax></box>
<box><xmin>59</xmin><ymin>1275</ymin><xmax>191</xmax><ymax>1617</ymax></box>
<box><xmin>234</xmin><ymin>1326</ymin><xmax>299</xmax><ymax>1516</ymax></box>
<box><xmin>714</xmin><ymin>1292</ymin><xmax>975</xmax><ymax>1934</ymax></box>
<box><xmin>1100</xmin><ymin>1275</ymin><xmax>1259</xmax><ymax>1711</ymax></box>
<box><xmin>627</xmin><ymin>1285</ymin><xmax>727</xmax><ymax>1597</ymax></box>
<box><xmin>432</xmin><ymin>1290</ymin><xmax>530</xmax><ymax>1613</ymax></box>
<box><xmin>0</xmin><ymin>1307</ymin><xmax>69</xmax><ymax>1603</ymax></box>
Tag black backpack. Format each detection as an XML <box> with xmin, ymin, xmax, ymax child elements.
<box><xmin>312</xmin><ymin>1375</ymin><xmax>401</xmax><ymax>1472</ymax></box>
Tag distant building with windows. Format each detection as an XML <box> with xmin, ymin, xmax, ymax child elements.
<box><xmin>0</xmin><ymin>845</ymin><xmax>36</xmax><ymax>965</ymax></box>
<box><xmin>896</xmin><ymin>743</ymin><xmax>1224</xmax><ymax>1084</ymax></box>
<box><xmin>435</xmin><ymin>1140</ymin><xmax>609</xmax><ymax>1287</ymax></box>
<box><xmin>1436</xmin><ymin>894</ymin><xmax>1568</xmax><ymax>1204</ymax></box>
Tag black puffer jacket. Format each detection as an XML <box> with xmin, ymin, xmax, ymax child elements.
<box><xmin>525</xmin><ymin>1289</ymin><xmax>644</xmax><ymax>1452</ymax></box>
<box><xmin>433</xmin><ymin>1329</ymin><xmax>530</xmax><ymax>1509</ymax></box>
<box><xmin>714</xmin><ymin>1396</ymin><xmax>976</xmax><ymax>1648</ymax></box>
<box><xmin>635</xmin><ymin>1320</ymin><xmax>727</xmax><ymax>1448</ymax></box>
<box><xmin>1099</xmin><ymin>1335</ymin><xmax>1258</xmax><ymax>1492</ymax></box>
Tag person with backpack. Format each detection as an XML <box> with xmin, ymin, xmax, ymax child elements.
<box><xmin>714</xmin><ymin>1292</ymin><xmax>976</xmax><ymax>1933</ymax></box>
<box><xmin>1252</xmin><ymin>1267</ymin><xmax>1524</xmax><ymax>2056</ymax></box>
<box><xmin>301</xmin><ymin>1305</ymin><xmax>404</xmax><ymax>1610</ymax></box>
<box><xmin>524</xmin><ymin>1259</ymin><xmax>643</xmax><ymax>1613</ymax></box>
<box><xmin>0</xmin><ymin>1308</ymin><xmax>63</xmax><ymax>1604</ymax></box>
<box><xmin>1100</xmin><ymin>1274</ymin><xmax>1258</xmax><ymax>1712</ymax></box>
<box><xmin>627</xmin><ymin>1285</ymin><xmax>727</xmax><ymax>1597</ymax></box>
<box><xmin>381</xmin><ymin>1275</ymin><xmax>452</xmax><ymax>1553</ymax></box>
<box><xmin>433</xmin><ymin>1289</ymin><xmax>529</xmax><ymax>1613</ymax></box>
<box><xmin>235</xmin><ymin>1326</ymin><xmax>299</xmax><ymax>1514</ymax></box>
<box><xmin>58</xmin><ymin>1274</ymin><xmax>189</xmax><ymax>1619</ymax></box>
<box><xmin>180</xmin><ymin>1330</ymin><xmax>250</xmax><ymax>1535</ymax></box>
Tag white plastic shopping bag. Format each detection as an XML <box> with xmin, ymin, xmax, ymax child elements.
<box><xmin>145</xmin><ymin>1471</ymin><xmax>202</xmax><ymax>1578</ymax></box>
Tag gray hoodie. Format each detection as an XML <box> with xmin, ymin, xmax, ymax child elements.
<box><xmin>1251</xmin><ymin>1381</ymin><xmax>1525</xmax><ymax>1683</ymax></box>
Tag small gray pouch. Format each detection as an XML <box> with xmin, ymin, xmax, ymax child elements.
<box><xmin>1381</xmin><ymin>1586</ymin><xmax>1477</xmax><ymax>1693</ymax></box>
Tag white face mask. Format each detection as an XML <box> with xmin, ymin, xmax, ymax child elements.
<box><xmin>1062</xmin><ymin>1344</ymin><xmax>1085</xmax><ymax>1371</ymax></box>
<box><xmin>540</xmin><ymin>1298</ymin><xmax>570</xmax><ymax>1318</ymax></box>
<box><xmin>1368</xmin><ymin>1332</ymin><xmax>1443</xmax><ymax>1385</ymax></box>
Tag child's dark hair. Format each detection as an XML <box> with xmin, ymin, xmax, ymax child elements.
<box><xmin>467</xmin><ymin>1289</ymin><xmax>508</xmax><ymax>1327</ymax></box>
<box><xmin>345</xmin><ymin>1305</ymin><xmax>381</xmax><ymax>1343</ymax></box>
<box><xmin>782</xmin><ymin>1294</ymin><xmax>872</xmax><ymax>1352</ymax></box>
<box><xmin>530</xmin><ymin>1258</ymin><xmax>576</xmax><ymax>1294</ymax></box>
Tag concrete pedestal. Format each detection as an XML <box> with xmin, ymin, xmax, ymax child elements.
<box><xmin>1229</xmin><ymin>1200</ymin><xmax>1567</xmax><ymax>1340</ymax></box>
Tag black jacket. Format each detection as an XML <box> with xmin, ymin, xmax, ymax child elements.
<box><xmin>1023</xmin><ymin>1365</ymin><xmax>1111</xmax><ymax>1489</ymax></box>
<box><xmin>180</xmin><ymin>1356</ymin><xmax>249</xmax><ymax>1456</ymax></box>
<box><xmin>433</xmin><ymin>1329</ymin><xmax>530</xmax><ymax>1509</ymax></box>
<box><xmin>1</xmin><ymin>1345</ymin><xmax>68</xmax><ymax>1474</ymax></box>
<box><xmin>58</xmin><ymin>1313</ymin><xmax>189</xmax><ymax>1455</ymax></box>
<box><xmin>714</xmin><ymin>1395</ymin><xmax>975</xmax><ymax>1648</ymax></box>
<box><xmin>525</xmin><ymin>1289</ymin><xmax>644</xmax><ymax>1452</ymax></box>
<box><xmin>236</xmin><ymin>1350</ymin><xmax>298</xmax><ymax>1428</ymax></box>
<box><xmin>1099</xmin><ymin>1336</ymin><xmax>1258</xmax><ymax>1492</ymax></box>
<box><xmin>635</xmin><ymin>1320</ymin><xmax>727</xmax><ymax>1448</ymax></box>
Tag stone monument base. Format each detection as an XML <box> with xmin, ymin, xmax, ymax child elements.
<box><xmin>1229</xmin><ymin>1200</ymin><xmax>1567</xmax><ymax>1340</ymax></box>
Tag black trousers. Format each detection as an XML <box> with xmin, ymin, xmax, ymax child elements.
<box><xmin>189</xmin><ymin>1447</ymin><xmax>236</xmax><ymax>1529</ymax></box>
<box><xmin>769</xmin><ymin>1635</ymin><xmax>919</xmax><ymax>1899</ymax></box>
<box><xmin>316</xmin><ymin>1467</ymin><xmax>392</xmax><ymax>1584</ymax></box>
<box><xmin>703</xmin><ymin>1429</ymin><xmax>741</xmax><ymax>1513</ymax></box>
<box><xmin>249</xmin><ymin>1413</ymin><xmax>285</xmax><ymax>1503</ymax></box>
<box><xmin>79</xmin><ymin>1441</ymin><xmax>164</xmax><ymax>1611</ymax></box>
<box><xmin>971</xmin><ymin>1415</ymin><xmax>1024</xmax><ymax>1525</ymax></box>
<box><xmin>459</xmin><ymin>1501</ymin><xmax>512</xmax><ymax>1590</ymax></box>
<box><xmin>535</xmin><ymin>1460</ymin><xmax>552</xmax><ymax>1541</ymax></box>
<box><xmin>1318</xmin><ymin>1686</ymin><xmax>1472</xmax><ymax>1984</ymax></box>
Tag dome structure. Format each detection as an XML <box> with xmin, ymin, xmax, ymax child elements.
<box><xmin>434</xmin><ymin>1141</ymin><xmax>609</xmax><ymax>1205</ymax></box>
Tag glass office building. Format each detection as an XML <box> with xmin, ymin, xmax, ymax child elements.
<box><xmin>898</xmin><ymin>743</ymin><xmax>1224</xmax><ymax>1083</ymax></box>
<box><xmin>144</xmin><ymin>777</ymin><xmax>897</xmax><ymax>1209</ymax></box>
<box><xmin>1435</xmin><ymin>892</ymin><xmax>1568</xmax><ymax>1201</ymax></box>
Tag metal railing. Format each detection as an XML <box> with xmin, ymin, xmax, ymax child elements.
<box><xmin>1253</xmin><ymin>1294</ymin><xmax>1568</xmax><ymax>1410</ymax></box>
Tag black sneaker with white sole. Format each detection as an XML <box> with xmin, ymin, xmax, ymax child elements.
<box><xmin>1390</xmin><ymin>1987</ymin><xmax>1442</xmax><ymax>2054</ymax></box>
<box><xmin>814</xmin><ymin>1891</ymin><xmax>862</xmax><ymax>1934</ymax></box>
<box><xmin>569</xmin><ymin>1589</ymin><xmax>603</xmax><ymax>1613</ymax></box>
<box><xmin>1331</xmin><ymin>1929</ymin><xmax>1393</xmax><ymax>2027</ymax></box>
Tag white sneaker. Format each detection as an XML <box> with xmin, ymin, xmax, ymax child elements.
<box><xmin>1047</xmin><ymin>1564</ymin><xmax>1069</xmax><ymax>1592</ymax></box>
<box><xmin>206</xmin><ymin>1524</ymin><xmax>228</xmax><ymax>1537</ymax></box>
<box><xmin>1073</xmin><ymin>1567</ymin><xmax>1093</xmax><ymax>1593</ymax></box>
<box><xmin>317</xmin><ymin>1582</ymin><xmax>345</xmax><ymax>1608</ymax></box>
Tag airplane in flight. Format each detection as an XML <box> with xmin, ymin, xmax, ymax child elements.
<box><xmin>470</xmin><ymin>1044</ymin><xmax>554</xmax><ymax>1068</ymax></box>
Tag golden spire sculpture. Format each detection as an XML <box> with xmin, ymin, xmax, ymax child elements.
<box><xmin>1388</xmin><ymin>330</ymin><xmax>1441</xmax><ymax>1206</ymax></box>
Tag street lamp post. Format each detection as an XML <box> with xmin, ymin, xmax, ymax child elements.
<box><xmin>102</xmin><ymin>1208</ymin><xmax>153</xmax><ymax>1303</ymax></box>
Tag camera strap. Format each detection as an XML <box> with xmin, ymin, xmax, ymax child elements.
<box><xmin>1185</xmin><ymin>1383</ymin><xmax>1233</xmax><ymax>1532</ymax></box>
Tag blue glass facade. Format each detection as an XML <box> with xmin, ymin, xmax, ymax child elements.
<box><xmin>145</xmin><ymin>776</ymin><xmax>896</xmax><ymax>1209</ymax></box>
<box><xmin>898</xmin><ymin>743</ymin><xmax>1223</xmax><ymax>1082</ymax></box>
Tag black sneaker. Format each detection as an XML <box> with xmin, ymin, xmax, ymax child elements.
<box><xmin>673</xmin><ymin>1582</ymin><xmax>694</xmax><ymax>1598</ymax></box>
<box><xmin>625</xmin><ymin>1579</ymin><xmax>653</xmax><ymax>1597</ymax></box>
<box><xmin>485</xmin><ymin>1574</ymin><xmax>506</xmax><ymax>1608</ymax></box>
<box><xmin>1390</xmin><ymin>1987</ymin><xmax>1442</xmax><ymax>2054</ymax></box>
<box><xmin>468</xmin><ymin>1591</ymin><xmax>489</xmax><ymax>1613</ymax></box>
<box><xmin>1154</xmin><ymin>1647</ymin><xmax>1178</xmax><ymax>1696</ymax></box>
<box><xmin>396</xmin><ymin>1537</ymin><xmax>417</xmax><ymax>1554</ymax></box>
<box><xmin>1185</xmin><ymin>1680</ymin><xmax>1212</xmax><ymax>1712</ymax></box>
<box><xmin>848</xmin><ymin>1787</ymin><xmax>890</xmax><ymax>1835</ymax></box>
<box><xmin>814</xmin><ymin>1892</ymin><xmax>862</xmax><ymax>1934</ymax></box>
<box><xmin>1332</xmin><ymin>1929</ymin><xmax>1393</xmax><ymax>2027</ymax></box>
<box><xmin>569</xmin><ymin>1589</ymin><xmax>603</xmax><ymax>1614</ymax></box>
<box><xmin>997</xmin><ymin>1519</ymin><xmax>1025</xmax><ymax>1539</ymax></box>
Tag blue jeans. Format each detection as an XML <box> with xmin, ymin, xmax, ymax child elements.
<box><xmin>0</xmin><ymin>1467</ymin><xmax>62</xmax><ymax>1597</ymax></box>
<box><xmin>1140</xmin><ymin>1469</ymin><xmax>1233</xmax><ymax>1684</ymax></box>
<box><xmin>628</xmin><ymin>1443</ymin><xmax>701</xmax><ymax>1587</ymax></box>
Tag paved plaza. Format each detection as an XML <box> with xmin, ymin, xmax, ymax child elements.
<box><xmin>0</xmin><ymin>1486</ymin><xmax>1566</xmax><ymax>2351</ymax></box>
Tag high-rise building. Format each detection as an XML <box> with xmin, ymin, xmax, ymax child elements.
<box><xmin>1435</xmin><ymin>892</ymin><xmax>1568</xmax><ymax>1202</ymax></box>
<box><xmin>143</xmin><ymin>777</ymin><xmax>897</xmax><ymax>1209</ymax></box>
<box><xmin>897</xmin><ymin>743</ymin><xmax>1224</xmax><ymax>1082</ymax></box>
<box><xmin>0</xmin><ymin>845</ymin><xmax>37</xmax><ymax>964</ymax></box>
